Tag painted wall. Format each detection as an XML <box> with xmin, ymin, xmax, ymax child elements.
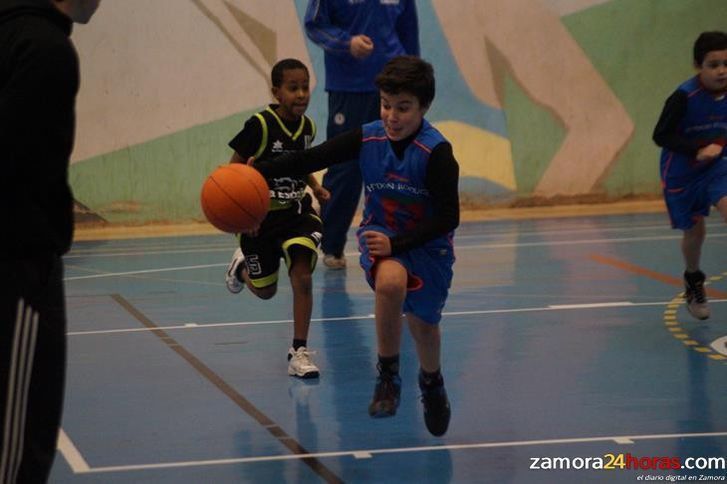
<box><xmin>68</xmin><ymin>0</ymin><xmax>727</xmax><ymax>223</ymax></box>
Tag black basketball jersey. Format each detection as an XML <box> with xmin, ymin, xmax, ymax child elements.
<box><xmin>230</xmin><ymin>105</ymin><xmax>316</xmax><ymax>211</ymax></box>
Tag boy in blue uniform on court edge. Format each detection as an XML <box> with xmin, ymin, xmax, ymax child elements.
<box><xmin>252</xmin><ymin>56</ymin><xmax>459</xmax><ymax>436</ymax></box>
<box><xmin>653</xmin><ymin>31</ymin><xmax>727</xmax><ymax>321</ymax></box>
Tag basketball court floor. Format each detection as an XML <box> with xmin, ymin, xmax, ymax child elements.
<box><xmin>48</xmin><ymin>210</ymin><xmax>727</xmax><ymax>483</ymax></box>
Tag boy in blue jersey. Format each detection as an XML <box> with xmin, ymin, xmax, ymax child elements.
<box><xmin>653</xmin><ymin>31</ymin><xmax>727</xmax><ymax>321</ymax></box>
<box><xmin>224</xmin><ymin>59</ymin><xmax>330</xmax><ymax>379</ymax></box>
<box><xmin>251</xmin><ymin>56</ymin><xmax>459</xmax><ymax>436</ymax></box>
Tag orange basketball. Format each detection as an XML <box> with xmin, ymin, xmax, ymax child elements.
<box><xmin>200</xmin><ymin>163</ymin><xmax>270</xmax><ymax>233</ymax></box>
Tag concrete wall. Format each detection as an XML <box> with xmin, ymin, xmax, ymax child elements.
<box><xmin>68</xmin><ymin>0</ymin><xmax>727</xmax><ymax>223</ymax></box>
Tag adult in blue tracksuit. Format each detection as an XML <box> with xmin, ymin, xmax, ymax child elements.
<box><xmin>304</xmin><ymin>0</ymin><xmax>419</xmax><ymax>269</ymax></box>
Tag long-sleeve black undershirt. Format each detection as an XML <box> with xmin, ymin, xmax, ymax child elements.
<box><xmin>254</xmin><ymin>126</ymin><xmax>460</xmax><ymax>254</ymax></box>
<box><xmin>652</xmin><ymin>90</ymin><xmax>701</xmax><ymax>156</ymax></box>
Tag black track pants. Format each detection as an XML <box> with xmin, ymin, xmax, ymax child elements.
<box><xmin>0</xmin><ymin>256</ymin><xmax>66</xmax><ymax>484</ymax></box>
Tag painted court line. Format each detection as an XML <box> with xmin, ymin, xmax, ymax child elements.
<box><xmin>456</xmin><ymin>232</ymin><xmax>727</xmax><ymax>251</ymax></box>
<box><xmin>65</xmin><ymin>263</ymin><xmax>227</xmax><ymax>281</ymax></box>
<box><xmin>591</xmin><ymin>254</ymin><xmax>727</xmax><ymax>299</ymax></box>
<box><xmin>62</xmin><ymin>232</ymin><xmax>727</xmax><ymax>282</ymax></box>
<box><xmin>64</xmin><ymin>246</ymin><xmax>231</xmax><ymax>260</ymax></box>
<box><xmin>57</xmin><ymin>429</ymin><xmax>90</xmax><ymax>473</ymax></box>
<box><xmin>108</xmin><ymin>293</ymin><xmax>343</xmax><ymax>483</ymax></box>
<box><xmin>66</xmin><ymin>299</ymin><xmax>727</xmax><ymax>337</ymax></box>
<box><xmin>64</xmin><ymin>431</ymin><xmax>727</xmax><ymax>474</ymax></box>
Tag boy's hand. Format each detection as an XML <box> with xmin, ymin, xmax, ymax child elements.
<box><xmin>350</xmin><ymin>34</ymin><xmax>374</xmax><ymax>59</ymax></box>
<box><xmin>696</xmin><ymin>143</ymin><xmax>723</xmax><ymax>162</ymax></box>
<box><xmin>312</xmin><ymin>186</ymin><xmax>330</xmax><ymax>204</ymax></box>
<box><xmin>246</xmin><ymin>156</ymin><xmax>255</xmax><ymax>166</ymax></box>
<box><xmin>239</xmin><ymin>226</ymin><xmax>260</xmax><ymax>237</ymax></box>
<box><xmin>362</xmin><ymin>231</ymin><xmax>391</xmax><ymax>257</ymax></box>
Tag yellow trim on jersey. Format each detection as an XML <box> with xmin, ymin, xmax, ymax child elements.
<box><xmin>248</xmin><ymin>272</ymin><xmax>278</xmax><ymax>288</ymax></box>
<box><xmin>269</xmin><ymin>200</ymin><xmax>293</xmax><ymax>211</ymax></box>
<box><xmin>281</xmin><ymin>237</ymin><xmax>318</xmax><ymax>271</ymax></box>
<box><xmin>253</xmin><ymin>113</ymin><xmax>268</xmax><ymax>159</ymax></box>
<box><xmin>265</xmin><ymin>106</ymin><xmax>306</xmax><ymax>141</ymax></box>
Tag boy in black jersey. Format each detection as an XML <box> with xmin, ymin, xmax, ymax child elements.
<box><xmin>224</xmin><ymin>59</ymin><xmax>329</xmax><ymax>378</ymax></box>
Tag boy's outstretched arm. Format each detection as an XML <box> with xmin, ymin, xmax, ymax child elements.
<box><xmin>253</xmin><ymin>128</ymin><xmax>362</xmax><ymax>179</ymax></box>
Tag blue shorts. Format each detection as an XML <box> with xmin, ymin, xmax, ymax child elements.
<box><xmin>357</xmin><ymin>226</ymin><xmax>454</xmax><ymax>325</ymax></box>
<box><xmin>664</xmin><ymin>161</ymin><xmax>727</xmax><ymax>230</ymax></box>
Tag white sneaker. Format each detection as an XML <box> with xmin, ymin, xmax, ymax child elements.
<box><xmin>322</xmin><ymin>254</ymin><xmax>346</xmax><ymax>270</ymax></box>
<box><xmin>287</xmin><ymin>347</ymin><xmax>320</xmax><ymax>379</ymax></box>
<box><xmin>684</xmin><ymin>270</ymin><xmax>710</xmax><ymax>320</ymax></box>
<box><xmin>225</xmin><ymin>248</ymin><xmax>245</xmax><ymax>294</ymax></box>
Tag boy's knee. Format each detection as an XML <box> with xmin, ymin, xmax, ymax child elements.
<box><xmin>252</xmin><ymin>285</ymin><xmax>277</xmax><ymax>300</ymax></box>
<box><xmin>717</xmin><ymin>196</ymin><xmax>727</xmax><ymax>222</ymax></box>
<box><xmin>375</xmin><ymin>278</ymin><xmax>406</xmax><ymax>299</ymax></box>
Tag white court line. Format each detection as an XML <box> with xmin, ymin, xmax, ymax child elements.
<box><xmin>455</xmin><ymin>222</ymin><xmax>670</xmax><ymax>240</ymax></box>
<box><xmin>57</xmin><ymin>429</ymin><xmax>90</xmax><ymax>472</ymax></box>
<box><xmin>64</xmin><ymin>232</ymin><xmax>727</xmax><ymax>282</ymax></box>
<box><xmin>65</xmin><ymin>223</ymin><xmax>727</xmax><ymax>260</ymax></box>
<box><xmin>67</xmin><ymin>223</ymin><xmax>671</xmax><ymax>258</ymax></box>
<box><xmin>66</xmin><ymin>299</ymin><xmax>727</xmax><ymax>337</ymax></box>
<box><xmin>548</xmin><ymin>301</ymin><xmax>634</xmax><ymax>309</ymax></box>
<box><xmin>65</xmin><ymin>430</ymin><xmax>727</xmax><ymax>474</ymax></box>
<box><xmin>65</xmin><ymin>246</ymin><xmax>231</xmax><ymax>260</ymax></box>
<box><xmin>65</xmin><ymin>263</ymin><xmax>228</xmax><ymax>281</ymax></box>
<box><xmin>67</xmin><ymin>315</ymin><xmax>368</xmax><ymax>336</ymax></box>
<box><xmin>456</xmin><ymin>232</ymin><xmax>727</xmax><ymax>251</ymax></box>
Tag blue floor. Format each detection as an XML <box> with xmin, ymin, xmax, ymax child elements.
<box><xmin>51</xmin><ymin>212</ymin><xmax>727</xmax><ymax>483</ymax></box>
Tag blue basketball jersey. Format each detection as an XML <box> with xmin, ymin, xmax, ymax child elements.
<box><xmin>358</xmin><ymin>119</ymin><xmax>453</xmax><ymax>252</ymax></box>
<box><xmin>660</xmin><ymin>76</ymin><xmax>727</xmax><ymax>188</ymax></box>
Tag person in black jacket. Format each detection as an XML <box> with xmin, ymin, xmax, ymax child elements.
<box><xmin>0</xmin><ymin>0</ymin><xmax>100</xmax><ymax>482</ymax></box>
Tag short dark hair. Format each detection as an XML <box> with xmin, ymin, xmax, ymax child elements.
<box><xmin>693</xmin><ymin>31</ymin><xmax>727</xmax><ymax>66</ymax></box>
<box><xmin>271</xmin><ymin>58</ymin><xmax>309</xmax><ymax>88</ymax></box>
<box><xmin>375</xmin><ymin>56</ymin><xmax>435</xmax><ymax>108</ymax></box>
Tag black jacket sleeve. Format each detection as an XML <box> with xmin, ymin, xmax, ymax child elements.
<box><xmin>652</xmin><ymin>90</ymin><xmax>701</xmax><ymax>156</ymax></box>
<box><xmin>389</xmin><ymin>142</ymin><xmax>460</xmax><ymax>254</ymax></box>
<box><xmin>2</xmin><ymin>23</ymin><xmax>79</xmax><ymax>256</ymax></box>
<box><xmin>254</xmin><ymin>128</ymin><xmax>362</xmax><ymax>177</ymax></box>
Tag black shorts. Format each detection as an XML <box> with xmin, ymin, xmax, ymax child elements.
<box><xmin>239</xmin><ymin>196</ymin><xmax>322</xmax><ymax>288</ymax></box>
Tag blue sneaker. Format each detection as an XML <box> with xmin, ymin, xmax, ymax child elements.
<box><xmin>368</xmin><ymin>371</ymin><xmax>401</xmax><ymax>418</ymax></box>
<box><xmin>419</xmin><ymin>372</ymin><xmax>451</xmax><ymax>437</ymax></box>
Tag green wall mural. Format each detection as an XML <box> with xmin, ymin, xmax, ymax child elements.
<box><xmin>68</xmin><ymin>0</ymin><xmax>727</xmax><ymax>224</ymax></box>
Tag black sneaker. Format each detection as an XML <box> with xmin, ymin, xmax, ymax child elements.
<box><xmin>368</xmin><ymin>372</ymin><xmax>401</xmax><ymax>418</ymax></box>
<box><xmin>684</xmin><ymin>270</ymin><xmax>710</xmax><ymax>320</ymax></box>
<box><xmin>419</xmin><ymin>372</ymin><xmax>451</xmax><ymax>437</ymax></box>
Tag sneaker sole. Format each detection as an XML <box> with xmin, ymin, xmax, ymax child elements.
<box><xmin>368</xmin><ymin>403</ymin><xmax>398</xmax><ymax>418</ymax></box>
<box><xmin>369</xmin><ymin>409</ymin><xmax>397</xmax><ymax>418</ymax></box>
<box><xmin>424</xmin><ymin>409</ymin><xmax>451</xmax><ymax>436</ymax></box>
<box><xmin>687</xmin><ymin>304</ymin><xmax>711</xmax><ymax>321</ymax></box>
<box><xmin>288</xmin><ymin>370</ymin><xmax>320</xmax><ymax>379</ymax></box>
<box><xmin>686</xmin><ymin>308</ymin><xmax>710</xmax><ymax>321</ymax></box>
